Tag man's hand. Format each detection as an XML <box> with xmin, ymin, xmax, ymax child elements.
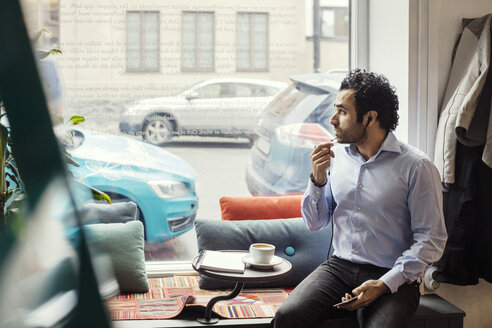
<box><xmin>337</xmin><ymin>280</ymin><xmax>389</xmax><ymax>311</ymax></box>
<box><xmin>310</xmin><ymin>142</ymin><xmax>335</xmax><ymax>185</ymax></box>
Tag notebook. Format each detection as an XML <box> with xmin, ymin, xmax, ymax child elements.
<box><xmin>196</xmin><ymin>250</ymin><xmax>246</xmax><ymax>274</ymax></box>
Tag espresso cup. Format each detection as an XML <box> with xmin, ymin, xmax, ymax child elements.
<box><xmin>249</xmin><ymin>243</ymin><xmax>275</xmax><ymax>264</ymax></box>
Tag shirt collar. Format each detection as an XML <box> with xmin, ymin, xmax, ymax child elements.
<box><xmin>345</xmin><ymin>132</ymin><xmax>401</xmax><ymax>159</ymax></box>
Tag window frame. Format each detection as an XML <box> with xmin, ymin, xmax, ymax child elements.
<box><xmin>126</xmin><ymin>10</ymin><xmax>161</xmax><ymax>73</ymax></box>
<box><xmin>181</xmin><ymin>11</ymin><xmax>216</xmax><ymax>73</ymax></box>
<box><xmin>235</xmin><ymin>12</ymin><xmax>269</xmax><ymax>73</ymax></box>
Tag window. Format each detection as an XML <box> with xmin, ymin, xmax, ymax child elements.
<box><xmin>195</xmin><ymin>84</ymin><xmax>223</xmax><ymax>98</ymax></box>
<box><xmin>20</xmin><ymin>0</ymin><xmax>351</xmax><ymax>267</ymax></box>
<box><xmin>182</xmin><ymin>12</ymin><xmax>215</xmax><ymax>72</ymax></box>
<box><xmin>321</xmin><ymin>7</ymin><xmax>349</xmax><ymax>39</ymax></box>
<box><xmin>127</xmin><ymin>11</ymin><xmax>160</xmax><ymax>72</ymax></box>
<box><xmin>236</xmin><ymin>13</ymin><xmax>268</xmax><ymax>72</ymax></box>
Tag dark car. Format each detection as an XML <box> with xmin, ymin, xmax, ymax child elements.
<box><xmin>246</xmin><ymin>72</ymin><xmax>344</xmax><ymax>195</ymax></box>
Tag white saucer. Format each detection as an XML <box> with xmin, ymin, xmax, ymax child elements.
<box><xmin>242</xmin><ymin>254</ymin><xmax>283</xmax><ymax>268</ymax></box>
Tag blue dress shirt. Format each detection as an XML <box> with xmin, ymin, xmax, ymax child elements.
<box><xmin>301</xmin><ymin>132</ymin><xmax>448</xmax><ymax>293</ymax></box>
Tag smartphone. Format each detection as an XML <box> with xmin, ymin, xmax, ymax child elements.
<box><xmin>333</xmin><ymin>295</ymin><xmax>360</xmax><ymax>307</ymax></box>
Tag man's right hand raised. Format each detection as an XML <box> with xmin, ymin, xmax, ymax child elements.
<box><xmin>310</xmin><ymin>142</ymin><xmax>335</xmax><ymax>186</ymax></box>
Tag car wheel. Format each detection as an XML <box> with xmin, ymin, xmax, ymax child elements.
<box><xmin>143</xmin><ymin>117</ymin><xmax>173</xmax><ymax>145</ymax></box>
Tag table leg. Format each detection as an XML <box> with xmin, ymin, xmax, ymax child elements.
<box><xmin>197</xmin><ymin>281</ymin><xmax>245</xmax><ymax>324</ymax></box>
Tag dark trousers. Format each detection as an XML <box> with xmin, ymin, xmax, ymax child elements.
<box><xmin>271</xmin><ymin>256</ymin><xmax>420</xmax><ymax>328</ymax></box>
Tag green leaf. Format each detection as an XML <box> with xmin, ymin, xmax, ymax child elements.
<box><xmin>38</xmin><ymin>49</ymin><xmax>62</xmax><ymax>59</ymax></box>
<box><xmin>92</xmin><ymin>192</ymin><xmax>111</xmax><ymax>204</ymax></box>
<box><xmin>69</xmin><ymin>115</ymin><xmax>85</xmax><ymax>125</ymax></box>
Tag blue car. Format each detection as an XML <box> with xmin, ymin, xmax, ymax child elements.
<box><xmin>246</xmin><ymin>72</ymin><xmax>343</xmax><ymax>195</ymax></box>
<box><xmin>67</xmin><ymin>128</ymin><xmax>198</xmax><ymax>243</ymax></box>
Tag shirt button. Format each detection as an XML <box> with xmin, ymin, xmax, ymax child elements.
<box><xmin>356</xmin><ymin>228</ymin><xmax>361</xmax><ymax>232</ymax></box>
<box><xmin>357</xmin><ymin>207</ymin><xmax>361</xmax><ymax>211</ymax></box>
<box><xmin>354</xmin><ymin>250</ymin><xmax>358</xmax><ymax>254</ymax></box>
<box><xmin>359</xmin><ymin>184</ymin><xmax>363</xmax><ymax>189</ymax></box>
<box><xmin>363</xmin><ymin>164</ymin><xmax>367</xmax><ymax>167</ymax></box>
<box><xmin>316</xmin><ymin>191</ymin><xmax>320</xmax><ymax>194</ymax></box>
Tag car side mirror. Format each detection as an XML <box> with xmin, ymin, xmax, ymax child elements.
<box><xmin>186</xmin><ymin>92</ymin><xmax>198</xmax><ymax>100</ymax></box>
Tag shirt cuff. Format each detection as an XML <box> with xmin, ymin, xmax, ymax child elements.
<box><xmin>306</xmin><ymin>177</ymin><xmax>326</xmax><ymax>200</ymax></box>
<box><xmin>379</xmin><ymin>268</ymin><xmax>408</xmax><ymax>294</ymax></box>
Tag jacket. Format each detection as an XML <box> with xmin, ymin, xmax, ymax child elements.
<box><xmin>434</xmin><ymin>14</ymin><xmax>492</xmax><ymax>184</ymax></box>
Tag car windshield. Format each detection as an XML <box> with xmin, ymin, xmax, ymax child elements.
<box><xmin>263</xmin><ymin>84</ymin><xmax>303</xmax><ymax>117</ymax></box>
<box><xmin>264</xmin><ymin>83</ymin><xmax>331</xmax><ymax>124</ymax></box>
<box><xmin>174</xmin><ymin>80</ymin><xmax>207</xmax><ymax>96</ymax></box>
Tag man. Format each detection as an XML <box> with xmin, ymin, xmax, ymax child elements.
<box><xmin>271</xmin><ymin>69</ymin><xmax>448</xmax><ymax>328</ymax></box>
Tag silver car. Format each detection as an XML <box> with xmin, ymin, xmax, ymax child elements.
<box><xmin>119</xmin><ymin>77</ymin><xmax>287</xmax><ymax>145</ymax></box>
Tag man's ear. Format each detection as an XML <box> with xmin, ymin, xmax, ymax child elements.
<box><xmin>367</xmin><ymin>111</ymin><xmax>378</xmax><ymax>125</ymax></box>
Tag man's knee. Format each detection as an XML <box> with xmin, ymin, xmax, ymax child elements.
<box><xmin>271</xmin><ymin>299</ymin><xmax>305</xmax><ymax>328</ymax></box>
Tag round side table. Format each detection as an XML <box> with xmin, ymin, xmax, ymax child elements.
<box><xmin>192</xmin><ymin>250</ymin><xmax>292</xmax><ymax>325</ymax></box>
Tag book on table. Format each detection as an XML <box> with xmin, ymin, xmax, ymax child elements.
<box><xmin>196</xmin><ymin>250</ymin><xmax>246</xmax><ymax>274</ymax></box>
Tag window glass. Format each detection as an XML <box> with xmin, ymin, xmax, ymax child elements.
<box><xmin>127</xmin><ymin>11</ymin><xmax>160</xmax><ymax>71</ymax></box>
<box><xmin>235</xmin><ymin>84</ymin><xmax>254</xmax><ymax>97</ymax></box>
<box><xmin>182</xmin><ymin>12</ymin><xmax>214</xmax><ymax>71</ymax></box>
<box><xmin>236</xmin><ymin>14</ymin><xmax>250</xmax><ymax>69</ymax></box>
<box><xmin>144</xmin><ymin>12</ymin><xmax>159</xmax><ymax>70</ymax></box>
<box><xmin>127</xmin><ymin>12</ymin><xmax>141</xmax><ymax>70</ymax></box>
<box><xmin>321</xmin><ymin>7</ymin><xmax>349</xmax><ymax>39</ymax></box>
<box><xmin>195</xmin><ymin>84</ymin><xmax>221</xmax><ymax>98</ymax></box>
<box><xmin>236</xmin><ymin>13</ymin><xmax>268</xmax><ymax>71</ymax></box>
<box><xmin>21</xmin><ymin>0</ymin><xmax>350</xmax><ymax>265</ymax></box>
<box><xmin>182</xmin><ymin>12</ymin><xmax>196</xmax><ymax>69</ymax></box>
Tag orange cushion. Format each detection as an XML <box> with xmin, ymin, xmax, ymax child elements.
<box><xmin>219</xmin><ymin>195</ymin><xmax>303</xmax><ymax>221</ymax></box>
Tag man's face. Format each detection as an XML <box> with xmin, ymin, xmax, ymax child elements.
<box><xmin>330</xmin><ymin>89</ymin><xmax>366</xmax><ymax>144</ymax></box>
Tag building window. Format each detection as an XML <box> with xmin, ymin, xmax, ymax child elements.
<box><xmin>236</xmin><ymin>12</ymin><xmax>269</xmax><ymax>72</ymax></box>
<box><xmin>126</xmin><ymin>11</ymin><xmax>160</xmax><ymax>72</ymax></box>
<box><xmin>321</xmin><ymin>7</ymin><xmax>349</xmax><ymax>39</ymax></box>
<box><xmin>182</xmin><ymin>12</ymin><xmax>215</xmax><ymax>72</ymax></box>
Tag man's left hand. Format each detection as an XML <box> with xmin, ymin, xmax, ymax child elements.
<box><xmin>337</xmin><ymin>280</ymin><xmax>389</xmax><ymax>311</ymax></box>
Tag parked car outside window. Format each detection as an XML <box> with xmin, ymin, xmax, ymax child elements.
<box><xmin>65</xmin><ymin>128</ymin><xmax>198</xmax><ymax>243</ymax></box>
<box><xmin>246</xmin><ymin>72</ymin><xmax>344</xmax><ymax>195</ymax></box>
<box><xmin>119</xmin><ymin>77</ymin><xmax>287</xmax><ymax>145</ymax></box>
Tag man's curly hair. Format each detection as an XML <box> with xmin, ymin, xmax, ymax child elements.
<box><xmin>340</xmin><ymin>69</ymin><xmax>399</xmax><ymax>132</ymax></box>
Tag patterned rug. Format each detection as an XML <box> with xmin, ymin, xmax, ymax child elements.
<box><xmin>107</xmin><ymin>276</ymin><xmax>289</xmax><ymax>320</ymax></box>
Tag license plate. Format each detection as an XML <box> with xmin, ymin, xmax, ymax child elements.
<box><xmin>256</xmin><ymin>138</ymin><xmax>270</xmax><ymax>155</ymax></box>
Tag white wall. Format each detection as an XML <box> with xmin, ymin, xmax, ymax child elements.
<box><xmin>434</xmin><ymin>0</ymin><xmax>492</xmax><ymax>107</ymax></box>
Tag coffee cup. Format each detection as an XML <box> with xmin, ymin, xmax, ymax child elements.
<box><xmin>249</xmin><ymin>243</ymin><xmax>275</xmax><ymax>264</ymax></box>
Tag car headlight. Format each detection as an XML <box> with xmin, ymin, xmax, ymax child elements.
<box><xmin>148</xmin><ymin>180</ymin><xmax>188</xmax><ymax>198</ymax></box>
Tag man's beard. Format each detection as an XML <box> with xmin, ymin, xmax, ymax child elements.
<box><xmin>333</xmin><ymin>123</ymin><xmax>367</xmax><ymax>144</ymax></box>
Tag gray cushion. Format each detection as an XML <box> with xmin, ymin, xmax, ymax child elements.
<box><xmin>195</xmin><ymin>218</ymin><xmax>333</xmax><ymax>289</ymax></box>
<box><xmin>85</xmin><ymin>221</ymin><xmax>149</xmax><ymax>293</ymax></box>
<box><xmin>84</xmin><ymin>201</ymin><xmax>138</xmax><ymax>224</ymax></box>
